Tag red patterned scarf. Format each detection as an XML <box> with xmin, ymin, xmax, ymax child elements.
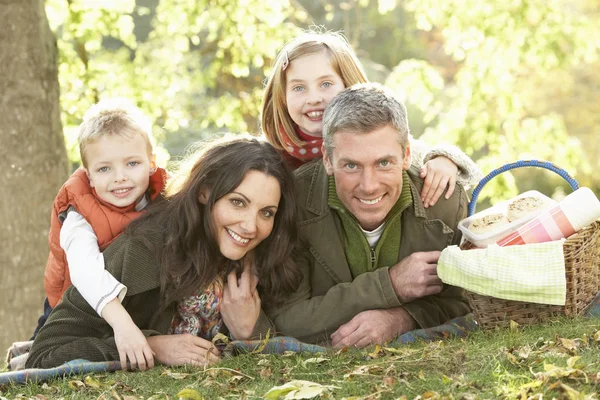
<box><xmin>280</xmin><ymin>125</ymin><xmax>323</xmax><ymax>163</ymax></box>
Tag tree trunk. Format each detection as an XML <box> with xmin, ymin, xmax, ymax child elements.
<box><xmin>0</xmin><ymin>0</ymin><xmax>69</xmax><ymax>352</ymax></box>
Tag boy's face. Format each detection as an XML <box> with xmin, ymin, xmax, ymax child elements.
<box><xmin>84</xmin><ymin>134</ymin><xmax>155</xmax><ymax>208</ymax></box>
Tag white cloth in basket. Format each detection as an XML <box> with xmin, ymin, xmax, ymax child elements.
<box><xmin>438</xmin><ymin>240</ymin><xmax>566</xmax><ymax>305</ymax></box>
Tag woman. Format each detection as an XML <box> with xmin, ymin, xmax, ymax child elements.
<box><xmin>26</xmin><ymin>136</ymin><xmax>301</xmax><ymax>369</ymax></box>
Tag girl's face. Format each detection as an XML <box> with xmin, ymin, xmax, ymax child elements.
<box><xmin>285</xmin><ymin>50</ymin><xmax>345</xmax><ymax>138</ymax></box>
<box><xmin>206</xmin><ymin>170</ymin><xmax>281</xmax><ymax>261</ymax></box>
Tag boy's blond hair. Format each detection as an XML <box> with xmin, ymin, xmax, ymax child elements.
<box><xmin>261</xmin><ymin>29</ymin><xmax>368</xmax><ymax>149</ymax></box>
<box><xmin>78</xmin><ymin>98</ymin><xmax>154</xmax><ymax>167</ymax></box>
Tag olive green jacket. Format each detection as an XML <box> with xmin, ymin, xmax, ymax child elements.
<box><xmin>26</xmin><ymin>226</ymin><xmax>275</xmax><ymax>369</ymax></box>
<box><xmin>266</xmin><ymin>161</ymin><xmax>471</xmax><ymax>344</ymax></box>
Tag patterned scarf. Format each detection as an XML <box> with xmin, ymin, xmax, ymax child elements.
<box><xmin>280</xmin><ymin>125</ymin><xmax>323</xmax><ymax>163</ymax></box>
<box><xmin>169</xmin><ymin>277</ymin><xmax>224</xmax><ymax>340</ymax></box>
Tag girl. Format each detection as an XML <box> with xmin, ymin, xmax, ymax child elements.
<box><xmin>261</xmin><ymin>30</ymin><xmax>481</xmax><ymax>207</ymax></box>
<box><xmin>26</xmin><ymin>136</ymin><xmax>301</xmax><ymax>369</ymax></box>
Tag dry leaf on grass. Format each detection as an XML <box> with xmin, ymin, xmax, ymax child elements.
<box><xmin>84</xmin><ymin>375</ymin><xmax>101</xmax><ymax>389</ymax></box>
<box><xmin>162</xmin><ymin>369</ymin><xmax>192</xmax><ymax>380</ymax></box>
<box><xmin>264</xmin><ymin>380</ymin><xmax>339</xmax><ymax>399</ymax></box>
<box><xmin>67</xmin><ymin>379</ymin><xmax>85</xmax><ymax>390</ymax></box>
<box><xmin>177</xmin><ymin>388</ymin><xmax>204</xmax><ymax>400</ymax></box>
<box><xmin>301</xmin><ymin>357</ymin><xmax>329</xmax><ymax>367</ymax></box>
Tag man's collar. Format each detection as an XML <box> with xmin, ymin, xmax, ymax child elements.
<box><xmin>303</xmin><ymin>161</ymin><xmax>331</xmax><ymax>216</ymax></box>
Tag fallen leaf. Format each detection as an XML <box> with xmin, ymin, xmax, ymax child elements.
<box><xmin>556</xmin><ymin>382</ymin><xmax>587</xmax><ymax>400</ymax></box>
<box><xmin>84</xmin><ymin>375</ymin><xmax>101</xmax><ymax>389</ymax></box>
<box><xmin>264</xmin><ymin>380</ymin><xmax>338</xmax><ymax>399</ymax></box>
<box><xmin>382</xmin><ymin>376</ymin><xmax>396</xmax><ymax>386</ymax></box>
<box><xmin>560</xmin><ymin>338</ymin><xmax>579</xmax><ymax>352</ymax></box>
<box><xmin>509</xmin><ymin>320</ymin><xmax>519</xmax><ymax>331</ymax></box>
<box><xmin>228</xmin><ymin>375</ymin><xmax>245</xmax><ymax>386</ymax></box>
<box><xmin>343</xmin><ymin>365</ymin><xmax>383</xmax><ymax>379</ymax></box>
<box><xmin>301</xmin><ymin>357</ymin><xmax>329</xmax><ymax>367</ymax></box>
<box><xmin>421</xmin><ymin>391</ymin><xmax>440</xmax><ymax>399</ymax></box>
<box><xmin>67</xmin><ymin>379</ymin><xmax>85</xmax><ymax>390</ymax></box>
<box><xmin>162</xmin><ymin>369</ymin><xmax>192</xmax><ymax>380</ymax></box>
<box><xmin>260</xmin><ymin>367</ymin><xmax>273</xmax><ymax>378</ymax></box>
<box><xmin>418</xmin><ymin>370</ymin><xmax>425</xmax><ymax>380</ymax></box>
<box><xmin>177</xmin><ymin>388</ymin><xmax>204</xmax><ymax>400</ymax></box>
<box><xmin>212</xmin><ymin>332</ymin><xmax>229</xmax><ymax>345</ymax></box>
<box><xmin>251</xmin><ymin>330</ymin><xmax>271</xmax><ymax>354</ymax></box>
<box><xmin>335</xmin><ymin>347</ymin><xmax>348</xmax><ymax>356</ymax></box>
<box><xmin>111</xmin><ymin>389</ymin><xmax>123</xmax><ymax>400</ymax></box>
<box><xmin>257</xmin><ymin>359</ymin><xmax>270</xmax><ymax>366</ymax></box>
<box><xmin>367</xmin><ymin>344</ymin><xmax>382</xmax><ymax>359</ymax></box>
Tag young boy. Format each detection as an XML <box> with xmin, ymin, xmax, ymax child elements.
<box><xmin>39</xmin><ymin>99</ymin><xmax>166</xmax><ymax>370</ymax></box>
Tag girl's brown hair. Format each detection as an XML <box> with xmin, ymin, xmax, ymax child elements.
<box><xmin>128</xmin><ymin>135</ymin><xmax>301</xmax><ymax>308</ymax></box>
<box><xmin>261</xmin><ymin>30</ymin><xmax>368</xmax><ymax>150</ymax></box>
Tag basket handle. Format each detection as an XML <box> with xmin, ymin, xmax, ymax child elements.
<box><xmin>468</xmin><ymin>160</ymin><xmax>579</xmax><ymax>216</ymax></box>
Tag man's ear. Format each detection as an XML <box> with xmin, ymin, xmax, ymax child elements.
<box><xmin>402</xmin><ymin>142</ymin><xmax>412</xmax><ymax>171</ymax></box>
<box><xmin>198</xmin><ymin>186</ymin><xmax>210</xmax><ymax>205</ymax></box>
<box><xmin>321</xmin><ymin>143</ymin><xmax>334</xmax><ymax>176</ymax></box>
<box><xmin>83</xmin><ymin>167</ymin><xmax>95</xmax><ymax>188</ymax></box>
<box><xmin>149</xmin><ymin>154</ymin><xmax>157</xmax><ymax>175</ymax></box>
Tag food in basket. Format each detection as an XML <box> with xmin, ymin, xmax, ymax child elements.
<box><xmin>458</xmin><ymin>190</ymin><xmax>556</xmax><ymax>247</ymax></box>
<box><xmin>497</xmin><ymin>187</ymin><xmax>600</xmax><ymax>246</ymax></box>
<box><xmin>468</xmin><ymin>213</ymin><xmax>510</xmax><ymax>234</ymax></box>
<box><xmin>507</xmin><ymin>196</ymin><xmax>544</xmax><ymax>222</ymax></box>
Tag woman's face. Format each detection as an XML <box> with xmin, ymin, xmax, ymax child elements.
<box><xmin>208</xmin><ymin>170</ymin><xmax>281</xmax><ymax>261</ymax></box>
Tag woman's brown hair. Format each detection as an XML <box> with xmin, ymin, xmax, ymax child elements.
<box><xmin>127</xmin><ymin>135</ymin><xmax>301</xmax><ymax>308</ymax></box>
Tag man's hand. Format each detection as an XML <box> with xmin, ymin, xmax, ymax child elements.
<box><xmin>420</xmin><ymin>156</ymin><xmax>458</xmax><ymax>208</ymax></box>
<box><xmin>330</xmin><ymin>308</ymin><xmax>417</xmax><ymax>348</ymax></box>
<box><xmin>389</xmin><ymin>251</ymin><xmax>443</xmax><ymax>303</ymax></box>
<box><xmin>146</xmin><ymin>334</ymin><xmax>221</xmax><ymax>366</ymax></box>
<box><xmin>221</xmin><ymin>255</ymin><xmax>261</xmax><ymax>340</ymax></box>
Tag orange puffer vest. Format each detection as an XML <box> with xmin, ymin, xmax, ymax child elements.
<box><xmin>44</xmin><ymin>167</ymin><xmax>167</xmax><ymax>308</ymax></box>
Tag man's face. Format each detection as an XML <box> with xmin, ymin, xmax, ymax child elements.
<box><xmin>323</xmin><ymin>125</ymin><xmax>411</xmax><ymax>231</ymax></box>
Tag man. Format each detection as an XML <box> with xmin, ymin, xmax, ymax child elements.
<box><xmin>267</xmin><ymin>83</ymin><xmax>470</xmax><ymax>348</ymax></box>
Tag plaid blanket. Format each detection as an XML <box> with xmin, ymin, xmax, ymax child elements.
<box><xmin>10</xmin><ymin>297</ymin><xmax>600</xmax><ymax>387</ymax></box>
<box><xmin>0</xmin><ymin>337</ymin><xmax>325</xmax><ymax>385</ymax></box>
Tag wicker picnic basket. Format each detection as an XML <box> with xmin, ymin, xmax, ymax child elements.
<box><xmin>462</xmin><ymin>160</ymin><xmax>600</xmax><ymax>329</ymax></box>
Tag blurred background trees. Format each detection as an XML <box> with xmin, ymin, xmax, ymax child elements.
<box><xmin>1</xmin><ymin>0</ymin><xmax>598</xmax><ymax>349</ymax></box>
<box><xmin>48</xmin><ymin>0</ymin><xmax>599</xmax><ymax>201</ymax></box>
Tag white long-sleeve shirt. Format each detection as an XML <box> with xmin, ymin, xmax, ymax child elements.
<box><xmin>59</xmin><ymin>211</ymin><xmax>127</xmax><ymax>316</ymax></box>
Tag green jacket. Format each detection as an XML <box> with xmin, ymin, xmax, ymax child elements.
<box><xmin>26</xmin><ymin>223</ymin><xmax>275</xmax><ymax>369</ymax></box>
<box><xmin>266</xmin><ymin>161</ymin><xmax>471</xmax><ymax>344</ymax></box>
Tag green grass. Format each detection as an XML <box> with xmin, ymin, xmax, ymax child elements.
<box><xmin>2</xmin><ymin>316</ymin><xmax>600</xmax><ymax>399</ymax></box>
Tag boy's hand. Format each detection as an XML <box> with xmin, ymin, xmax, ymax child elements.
<box><xmin>102</xmin><ymin>298</ymin><xmax>154</xmax><ymax>370</ymax></box>
<box><xmin>420</xmin><ymin>156</ymin><xmax>458</xmax><ymax>208</ymax></box>
<box><xmin>113</xmin><ymin>321</ymin><xmax>155</xmax><ymax>371</ymax></box>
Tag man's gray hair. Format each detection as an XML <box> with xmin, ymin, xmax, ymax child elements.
<box><xmin>322</xmin><ymin>83</ymin><xmax>410</xmax><ymax>156</ymax></box>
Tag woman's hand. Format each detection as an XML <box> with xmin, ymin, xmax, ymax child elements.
<box><xmin>221</xmin><ymin>255</ymin><xmax>261</xmax><ymax>340</ymax></box>
<box><xmin>146</xmin><ymin>334</ymin><xmax>221</xmax><ymax>366</ymax></box>
<box><xmin>420</xmin><ymin>156</ymin><xmax>458</xmax><ymax>208</ymax></box>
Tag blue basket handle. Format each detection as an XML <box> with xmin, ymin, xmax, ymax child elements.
<box><xmin>468</xmin><ymin>160</ymin><xmax>579</xmax><ymax>216</ymax></box>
